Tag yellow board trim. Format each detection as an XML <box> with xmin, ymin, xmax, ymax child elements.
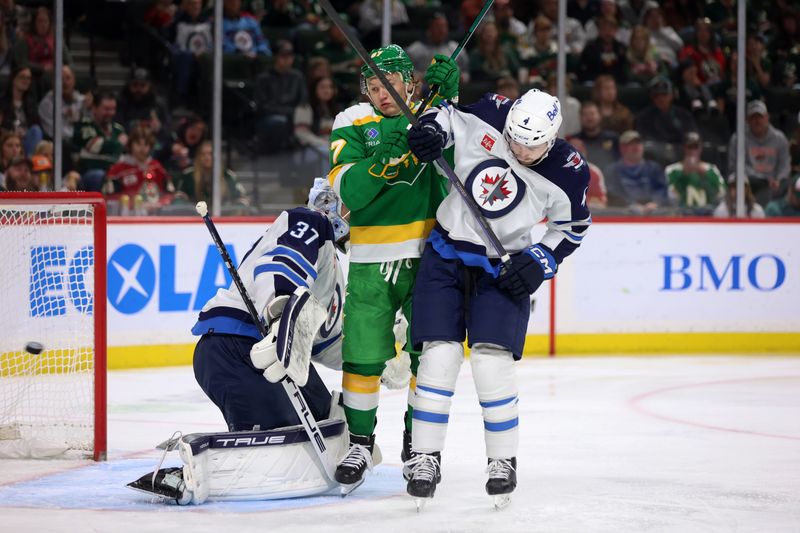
<box><xmin>351</xmin><ymin>218</ymin><xmax>436</xmax><ymax>245</ymax></box>
<box><xmin>108</xmin><ymin>344</ymin><xmax>195</xmax><ymax>369</ymax></box>
<box><xmin>343</xmin><ymin>372</ymin><xmax>381</xmax><ymax>394</ymax></box>
<box><xmin>102</xmin><ymin>333</ymin><xmax>800</xmax><ymax>371</ymax></box>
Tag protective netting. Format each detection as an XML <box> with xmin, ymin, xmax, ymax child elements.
<box><xmin>0</xmin><ymin>202</ymin><xmax>96</xmax><ymax>458</ymax></box>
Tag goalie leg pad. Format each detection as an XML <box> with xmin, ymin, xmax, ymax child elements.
<box><xmin>470</xmin><ymin>343</ymin><xmax>519</xmax><ymax>460</ymax></box>
<box><xmin>175</xmin><ymin>419</ymin><xmax>348</xmax><ymax>503</ymax></box>
<box><xmin>411</xmin><ymin>341</ymin><xmax>463</xmax><ymax>454</ymax></box>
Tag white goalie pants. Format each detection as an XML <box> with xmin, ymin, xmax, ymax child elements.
<box><xmin>411</xmin><ymin>341</ymin><xmax>519</xmax><ymax>459</ymax></box>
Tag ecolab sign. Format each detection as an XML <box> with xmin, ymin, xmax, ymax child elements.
<box><xmin>107</xmin><ymin>243</ymin><xmax>235</xmax><ymax>314</ymax></box>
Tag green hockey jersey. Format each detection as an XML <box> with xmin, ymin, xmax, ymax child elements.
<box><xmin>328</xmin><ymin>102</ymin><xmax>451</xmax><ymax>263</ymax></box>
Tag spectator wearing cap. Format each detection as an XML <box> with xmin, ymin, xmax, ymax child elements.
<box><xmin>407</xmin><ymin>13</ymin><xmax>470</xmax><ymax>83</ymax></box>
<box><xmin>73</xmin><ymin>90</ymin><xmax>127</xmax><ymax>192</ymax></box>
<box><xmin>765</xmin><ymin>176</ymin><xmax>800</xmax><ymax>217</ymax></box>
<box><xmin>578</xmin><ymin>15</ymin><xmax>628</xmax><ymax>83</ymax></box>
<box><xmin>573</xmin><ymin>100</ymin><xmax>619</xmax><ymax>175</ymax></box>
<box><xmin>665</xmin><ymin>132</ymin><xmax>725</xmax><ymax>215</ymax></box>
<box><xmin>634</xmin><ymin>75</ymin><xmax>696</xmax><ymax>146</ymax></box>
<box><xmin>713</xmin><ymin>173</ymin><xmax>765</xmax><ymax>219</ymax></box>
<box><xmin>3</xmin><ymin>156</ymin><xmax>35</xmax><ymax>191</ymax></box>
<box><xmin>676</xmin><ymin>59</ymin><xmax>718</xmax><ymax>116</ymax></box>
<box><xmin>604</xmin><ymin>129</ymin><xmax>668</xmax><ymax>213</ymax></box>
<box><xmin>254</xmin><ymin>39</ymin><xmax>307</xmax><ymax>153</ymax></box>
<box><xmin>727</xmin><ymin>100</ymin><xmax>791</xmax><ymax>207</ymax></box>
<box><xmin>116</xmin><ymin>68</ymin><xmax>171</xmax><ymax>138</ymax></box>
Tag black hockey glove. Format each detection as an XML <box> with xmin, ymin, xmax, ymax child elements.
<box><xmin>408</xmin><ymin>115</ymin><xmax>445</xmax><ymax>162</ymax></box>
<box><xmin>496</xmin><ymin>244</ymin><xmax>557</xmax><ymax>300</ymax></box>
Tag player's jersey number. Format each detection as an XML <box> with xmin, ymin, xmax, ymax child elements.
<box><xmin>289</xmin><ymin>221</ymin><xmax>319</xmax><ymax>244</ymax></box>
<box><xmin>330</xmin><ymin>139</ymin><xmax>347</xmax><ymax>165</ymax></box>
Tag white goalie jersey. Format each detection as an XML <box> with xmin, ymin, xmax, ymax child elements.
<box><xmin>424</xmin><ymin>94</ymin><xmax>591</xmax><ymax>272</ymax></box>
<box><xmin>192</xmin><ymin>207</ymin><xmax>345</xmax><ymax>369</ymax></box>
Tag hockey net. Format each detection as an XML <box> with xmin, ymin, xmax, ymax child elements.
<box><xmin>0</xmin><ymin>193</ymin><xmax>106</xmax><ymax>460</ymax></box>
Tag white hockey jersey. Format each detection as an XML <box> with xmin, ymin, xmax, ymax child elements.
<box><xmin>192</xmin><ymin>207</ymin><xmax>344</xmax><ymax>369</ymax></box>
<box><xmin>425</xmin><ymin>94</ymin><xmax>591</xmax><ymax>274</ymax></box>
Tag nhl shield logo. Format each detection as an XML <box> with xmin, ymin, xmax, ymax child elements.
<box><xmin>480</xmin><ymin>134</ymin><xmax>496</xmax><ymax>151</ymax></box>
<box><xmin>465</xmin><ymin>159</ymin><xmax>526</xmax><ymax>219</ymax></box>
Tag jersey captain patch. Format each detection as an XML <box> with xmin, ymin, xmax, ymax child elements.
<box><xmin>465</xmin><ymin>159</ymin><xmax>526</xmax><ymax>219</ymax></box>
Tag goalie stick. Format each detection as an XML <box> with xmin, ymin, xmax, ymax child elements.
<box><xmin>317</xmin><ymin>0</ymin><xmax>511</xmax><ymax>265</ymax></box>
<box><xmin>195</xmin><ymin>201</ymin><xmax>336</xmax><ymax>483</ymax></box>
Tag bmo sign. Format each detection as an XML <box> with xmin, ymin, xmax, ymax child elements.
<box><xmin>661</xmin><ymin>254</ymin><xmax>786</xmax><ymax>292</ymax></box>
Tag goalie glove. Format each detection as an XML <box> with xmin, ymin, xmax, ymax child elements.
<box><xmin>249</xmin><ymin>287</ymin><xmax>329</xmax><ymax>386</ymax></box>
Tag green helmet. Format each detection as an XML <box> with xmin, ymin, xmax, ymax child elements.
<box><xmin>360</xmin><ymin>44</ymin><xmax>414</xmax><ymax>94</ymax></box>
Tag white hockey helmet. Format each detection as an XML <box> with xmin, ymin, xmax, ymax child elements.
<box><xmin>308</xmin><ymin>177</ymin><xmax>349</xmax><ymax>245</ymax></box>
<box><xmin>503</xmin><ymin>89</ymin><xmax>562</xmax><ymax>165</ymax></box>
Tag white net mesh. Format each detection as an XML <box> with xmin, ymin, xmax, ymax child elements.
<box><xmin>0</xmin><ymin>201</ymin><xmax>97</xmax><ymax>458</ymax></box>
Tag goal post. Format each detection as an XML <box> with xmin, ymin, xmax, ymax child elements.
<box><xmin>0</xmin><ymin>192</ymin><xmax>107</xmax><ymax>460</ymax></box>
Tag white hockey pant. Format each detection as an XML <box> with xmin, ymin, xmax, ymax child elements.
<box><xmin>412</xmin><ymin>341</ymin><xmax>518</xmax><ymax>459</ymax></box>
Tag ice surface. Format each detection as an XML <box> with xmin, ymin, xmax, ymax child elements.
<box><xmin>2</xmin><ymin>356</ymin><xmax>799</xmax><ymax>532</ymax></box>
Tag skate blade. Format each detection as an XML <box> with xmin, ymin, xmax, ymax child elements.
<box><xmin>339</xmin><ymin>478</ymin><xmax>365</xmax><ymax>497</ymax></box>
<box><xmin>414</xmin><ymin>497</ymin><xmax>429</xmax><ymax>512</ymax></box>
<box><xmin>493</xmin><ymin>494</ymin><xmax>511</xmax><ymax>510</ymax></box>
<box><xmin>126</xmin><ymin>481</ymin><xmax>181</xmax><ymax>504</ymax></box>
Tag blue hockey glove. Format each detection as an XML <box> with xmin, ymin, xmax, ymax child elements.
<box><xmin>408</xmin><ymin>116</ymin><xmax>445</xmax><ymax>163</ymax></box>
<box><xmin>425</xmin><ymin>54</ymin><xmax>459</xmax><ymax>101</ymax></box>
<box><xmin>496</xmin><ymin>244</ymin><xmax>557</xmax><ymax>300</ymax></box>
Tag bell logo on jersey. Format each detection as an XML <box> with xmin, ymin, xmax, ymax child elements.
<box><xmin>563</xmin><ymin>151</ymin><xmax>585</xmax><ymax>171</ymax></box>
<box><xmin>465</xmin><ymin>159</ymin><xmax>527</xmax><ymax>219</ymax></box>
<box><xmin>480</xmin><ymin>133</ymin><xmax>496</xmax><ymax>151</ymax></box>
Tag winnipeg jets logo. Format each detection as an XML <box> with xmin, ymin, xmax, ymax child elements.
<box><xmin>319</xmin><ymin>284</ymin><xmax>342</xmax><ymax>338</ymax></box>
<box><xmin>479</xmin><ymin>174</ymin><xmax>511</xmax><ymax>206</ymax></box>
<box><xmin>466</xmin><ymin>160</ymin><xmax>526</xmax><ymax>219</ymax></box>
<box><xmin>563</xmin><ymin>151</ymin><xmax>585</xmax><ymax>171</ymax></box>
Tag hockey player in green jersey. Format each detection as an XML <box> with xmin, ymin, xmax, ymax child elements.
<box><xmin>327</xmin><ymin>44</ymin><xmax>458</xmax><ymax>493</ymax></box>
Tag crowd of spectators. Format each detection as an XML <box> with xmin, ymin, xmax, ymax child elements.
<box><xmin>0</xmin><ymin>0</ymin><xmax>798</xmax><ymax>219</ymax></box>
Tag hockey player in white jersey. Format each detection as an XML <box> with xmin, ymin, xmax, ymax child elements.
<box><xmin>403</xmin><ymin>89</ymin><xmax>592</xmax><ymax>508</ymax></box>
<box><xmin>128</xmin><ymin>179</ymin><xmax>358</xmax><ymax>504</ymax></box>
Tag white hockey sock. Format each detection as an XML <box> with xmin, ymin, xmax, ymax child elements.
<box><xmin>411</xmin><ymin>341</ymin><xmax>463</xmax><ymax>454</ymax></box>
<box><xmin>470</xmin><ymin>343</ymin><xmax>519</xmax><ymax>459</ymax></box>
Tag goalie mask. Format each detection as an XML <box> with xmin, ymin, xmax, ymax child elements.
<box><xmin>503</xmin><ymin>89</ymin><xmax>562</xmax><ymax>166</ymax></box>
<box><xmin>308</xmin><ymin>177</ymin><xmax>349</xmax><ymax>248</ymax></box>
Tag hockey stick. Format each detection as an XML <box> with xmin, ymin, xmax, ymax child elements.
<box><xmin>195</xmin><ymin>201</ymin><xmax>337</xmax><ymax>483</ymax></box>
<box><xmin>414</xmin><ymin>0</ymin><xmax>495</xmax><ymax>119</ymax></box>
<box><xmin>317</xmin><ymin>0</ymin><xmax>511</xmax><ymax>264</ymax></box>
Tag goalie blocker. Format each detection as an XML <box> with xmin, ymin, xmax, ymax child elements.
<box><xmin>129</xmin><ymin>397</ymin><xmax>351</xmax><ymax>504</ymax></box>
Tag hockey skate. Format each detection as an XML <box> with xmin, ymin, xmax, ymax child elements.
<box><xmin>127</xmin><ymin>467</ymin><xmax>192</xmax><ymax>505</ymax></box>
<box><xmin>400</xmin><ymin>428</ymin><xmax>413</xmax><ymax>480</ymax></box>
<box><xmin>335</xmin><ymin>433</ymin><xmax>377</xmax><ymax>496</ymax></box>
<box><xmin>486</xmin><ymin>457</ymin><xmax>516</xmax><ymax>510</ymax></box>
<box><xmin>404</xmin><ymin>452</ymin><xmax>441</xmax><ymax>511</ymax></box>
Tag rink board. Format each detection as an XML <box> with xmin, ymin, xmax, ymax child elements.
<box><xmin>14</xmin><ymin>217</ymin><xmax>797</xmax><ymax>369</ymax></box>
